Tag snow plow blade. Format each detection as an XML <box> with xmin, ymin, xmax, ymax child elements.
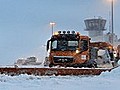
<box><xmin>0</xmin><ymin>66</ymin><xmax>119</xmax><ymax>76</ymax></box>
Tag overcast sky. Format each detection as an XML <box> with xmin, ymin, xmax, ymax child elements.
<box><xmin>0</xmin><ymin>0</ymin><xmax>120</xmax><ymax>65</ymax></box>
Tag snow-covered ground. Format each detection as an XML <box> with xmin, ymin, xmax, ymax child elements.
<box><xmin>0</xmin><ymin>66</ymin><xmax>120</xmax><ymax>90</ymax></box>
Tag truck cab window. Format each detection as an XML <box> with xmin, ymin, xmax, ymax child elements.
<box><xmin>58</xmin><ymin>40</ymin><xmax>67</xmax><ymax>51</ymax></box>
<box><xmin>52</xmin><ymin>40</ymin><xmax>57</xmax><ymax>50</ymax></box>
<box><xmin>81</xmin><ymin>40</ymin><xmax>88</xmax><ymax>51</ymax></box>
<box><xmin>68</xmin><ymin>41</ymin><xmax>78</xmax><ymax>47</ymax></box>
<box><xmin>68</xmin><ymin>41</ymin><xmax>78</xmax><ymax>50</ymax></box>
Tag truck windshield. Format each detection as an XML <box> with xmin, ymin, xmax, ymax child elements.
<box><xmin>51</xmin><ymin>40</ymin><xmax>78</xmax><ymax>51</ymax></box>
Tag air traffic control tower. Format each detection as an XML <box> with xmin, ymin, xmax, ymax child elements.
<box><xmin>84</xmin><ymin>17</ymin><xmax>106</xmax><ymax>40</ymax></box>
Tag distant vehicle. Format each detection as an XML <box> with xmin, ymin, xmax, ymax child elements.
<box><xmin>15</xmin><ymin>56</ymin><xmax>42</xmax><ymax>65</ymax></box>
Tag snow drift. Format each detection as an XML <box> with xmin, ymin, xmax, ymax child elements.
<box><xmin>0</xmin><ymin>66</ymin><xmax>120</xmax><ymax>90</ymax></box>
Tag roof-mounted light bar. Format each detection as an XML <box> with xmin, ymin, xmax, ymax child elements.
<box><xmin>72</xmin><ymin>31</ymin><xmax>75</xmax><ymax>34</ymax></box>
<box><xmin>53</xmin><ymin>31</ymin><xmax>77</xmax><ymax>35</ymax></box>
<box><xmin>67</xmin><ymin>31</ymin><xmax>70</xmax><ymax>34</ymax></box>
<box><xmin>63</xmin><ymin>31</ymin><xmax>66</xmax><ymax>34</ymax></box>
<box><xmin>58</xmin><ymin>31</ymin><xmax>61</xmax><ymax>34</ymax></box>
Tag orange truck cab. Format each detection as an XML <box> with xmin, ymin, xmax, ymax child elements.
<box><xmin>46</xmin><ymin>31</ymin><xmax>96</xmax><ymax>67</ymax></box>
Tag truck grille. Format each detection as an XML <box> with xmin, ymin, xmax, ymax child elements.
<box><xmin>53</xmin><ymin>56</ymin><xmax>74</xmax><ymax>63</ymax></box>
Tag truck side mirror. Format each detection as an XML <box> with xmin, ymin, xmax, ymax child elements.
<box><xmin>47</xmin><ymin>40</ymin><xmax>50</xmax><ymax>51</ymax></box>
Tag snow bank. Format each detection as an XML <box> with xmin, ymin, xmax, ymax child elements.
<box><xmin>0</xmin><ymin>67</ymin><xmax>120</xmax><ymax>90</ymax></box>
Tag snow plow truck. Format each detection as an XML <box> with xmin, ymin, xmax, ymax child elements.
<box><xmin>0</xmin><ymin>31</ymin><xmax>119</xmax><ymax>76</ymax></box>
<box><xmin>45</xmin><ymin>31</ymin><xmax>118</xmax><ymax>68</ymax></box>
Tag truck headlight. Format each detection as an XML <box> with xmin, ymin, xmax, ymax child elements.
<box><xmin>76</xmin><ymin>49</ymin><xmax>80</xmax><ymax>54</ymax></box>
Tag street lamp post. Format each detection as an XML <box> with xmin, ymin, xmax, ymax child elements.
<box><xmin>50</xmin><ymin>22</ymin><xmax>56</xmax><ymax>35</ymax></box>
<box><xmin>111</xmin><ymin>0</ymin><xmax>114</xmax><ymax>45</ymax></box>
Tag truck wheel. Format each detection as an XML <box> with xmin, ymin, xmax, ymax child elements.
<box><xmin>49</xmin><ymin>63</ymin><xmax>53</xmax><ymax>67</ymax></box>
